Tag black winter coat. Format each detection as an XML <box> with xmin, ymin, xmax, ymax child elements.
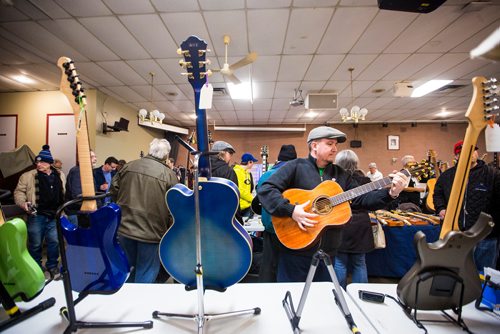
<box><xmin>338</xmin><ymin>171</ymin><xmax>375</xmax><ymax>253</ymax></box>
<box><xmin>433</xmin><ymin>159</ymin><xmax>500</xmax><ymax>239</ymax></box>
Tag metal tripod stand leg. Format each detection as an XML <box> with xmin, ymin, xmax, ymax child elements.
<box><xmin>152</xmin><ymin>151</ymin><xmax>260</xmax><ymax>334</ymax></box>
<box><xmin>282</xmin><ymin>249</ymin><xmax>361</xmax><ymax>334</ymax></box>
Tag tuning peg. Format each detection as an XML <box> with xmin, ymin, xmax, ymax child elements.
<box><xmin>199</xmin><ymin>70</ymin><xmax>212</xmax><ymax>79</ymax></box>
<box><xmin>177</xmin><ymin>48</ymin><xmax>190</xmax><ymax>57</ymax></box>
<box><xmin>198</xmin><ymin>49</ymin><xmax>210</xmax><ymax>57</ymax></box>
<box><xmin>179</xmin><ymin>60</ymin><xmax>192</xmax><ymax>68</ymax></box>
<box><xmin>181</xmin><ymin>72</ymin><xmax>194</xmax><ymax>80</ymax></box>
<box><xmin>198</xmin><ymin>59</ymin><xmax>211</xmax><ymax>67</ymax></box>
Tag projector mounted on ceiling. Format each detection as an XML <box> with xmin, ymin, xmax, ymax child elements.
<box><xmin>290</xmin><ymin>89</ymin><xmax>304</xmax><ymax>107</ymax></box>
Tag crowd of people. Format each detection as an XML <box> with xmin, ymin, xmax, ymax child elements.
<box><xmin>9</xmin><ymin>124</ymin><xmax>500</xmax><ymax>287</ymax></box>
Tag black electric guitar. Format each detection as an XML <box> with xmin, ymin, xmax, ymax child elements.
<box><xmin>397</xmin><ymin>76</ymin><xmax>498</xmax><ymax>310</ymax></box>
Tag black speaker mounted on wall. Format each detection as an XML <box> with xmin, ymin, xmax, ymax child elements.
<box><xmin>377</xmin><ymin>0</ymin><xmax>446</xmax><ymax>13</ymax></box>
<box><xmin>350</xmin><ymin>140</ymin><xmax>362</xmax><ymax>148</ymax></box>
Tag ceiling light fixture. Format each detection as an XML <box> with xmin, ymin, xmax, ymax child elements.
<box><xmin>138</xmin><ymin>72</ymin><xmax>165</xmax><ymax>124</ymax></box>
<box><xmin>411</xmin><ymin>79</ymin><xmax>453</xmax><ymax>98</ymax></box>
<box><xmin>339</xmin><ymin>68</ymin><xmax>367</xmax><ymax>123</ymax></box>
<box><xmin>227</xmin><ymin>82</ymin><xmax>253</xmax><ymax>100</ymax></box>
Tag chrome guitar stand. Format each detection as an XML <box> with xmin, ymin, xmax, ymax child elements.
<box><xmin>282</xmin><ymin>249</ymin><xmax>361</xmax><ymax>334</ymax></box>
<box><xmin>55</xmin><ymin>194</ymin><xmax>153</xmax><ymax>334</ymax></box>
<box><xmin>153</xmin><ymin>144</ymin><xmax>260</xmax><ymax>334</ymax></box>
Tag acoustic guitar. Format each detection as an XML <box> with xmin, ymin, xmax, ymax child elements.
<box><xmin>0</xmin><ymin>195</ymin><xmax>45</xmax><ymax>302</ymax></box>
<box><xmin>397</xmin><ymin>76</ymin><xmax>497</xmax><ymax>310</ymax></box>
<box><xmin>425</xmin><ymin>149</ymin><xmax>439</xmax><ymax>212</ymax></box>
<box><xmin>272</xmin><ymin>167</ymin><xmax>428</xmax><ymax>250</ymax></box>
<box><xmin>57</xmin><ymin>57</ymin><xmax>130</xmax><ymax>293</ymax></box>
<box><xmin>159</xmin><ymin>36</ymin><xmax>253</xmax><ymax>291</ymax></box>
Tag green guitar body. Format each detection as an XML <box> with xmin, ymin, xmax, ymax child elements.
<box><xmin>0</xmin><ymin>218</ymin><xmax>45</xmax><ymax>302</ymax></box>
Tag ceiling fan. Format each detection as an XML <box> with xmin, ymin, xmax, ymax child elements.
<box><xmin>212</xmin><ymin>35</ymin><xmax>257</xmax><ymax>85</ymax></box>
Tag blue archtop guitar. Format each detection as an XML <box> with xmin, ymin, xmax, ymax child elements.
<box><xmin>57</xmin><ymin>57</ymin><xmax>129</xmax><ymax>293</ymax></box>
<box><xmin>159</xmin><ymin>36</ymin><xmax>252</xmax><ymax>290</ymax></box>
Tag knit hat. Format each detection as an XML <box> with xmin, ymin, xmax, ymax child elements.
<box><xmin>277</xmin><ymin>145</ymin><xmax>297</xmax><ymax>161</ymax></box>
<box><xmin>36</xmin><ymin>145</ymin><xmax>54</xmax><ymax>164</ymax></box>
<box><xmin>307</xmin><ymin>126</ymin><xmax>346</xmax><ymax>143</ymax></box>
<box><xmin>453</xmin><ymin>140</ymin><xmax>478</xmax><ymax>155</ymax></box>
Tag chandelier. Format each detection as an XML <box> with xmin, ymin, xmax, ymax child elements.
<box><xmin>138</xmin><ymin>72</ymin><xmax>165</xmax><ymax>124</ymax></box>
<box><xmin>339</xmin><ymin>67</ymin><xmax>367</xmax><ymax>123</ymax></box>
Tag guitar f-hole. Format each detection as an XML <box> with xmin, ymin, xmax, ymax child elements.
<box><xmin>312</xmin><ymin>196</ymin><xmax>333</xmax><ymax>215</ymax></box>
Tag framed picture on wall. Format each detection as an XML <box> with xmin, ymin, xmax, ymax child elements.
<box><xmin>388</xmin><ymin>135</ymin><xmax>399</xmax><ymax>150</ymax></box>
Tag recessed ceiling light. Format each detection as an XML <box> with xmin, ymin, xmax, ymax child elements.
<box><xmin>411</xmin><ymin>79</ymin><xmax>453</xmax><ymax>97</ymax></box>
<box><xmin>372</xmin><ymin>88</ymin><xmax>385</xmax><ymax>94</ymax></box>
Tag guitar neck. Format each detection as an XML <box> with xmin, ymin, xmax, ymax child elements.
<box><xmin>330</xmin><ymin>176</ymin><xmax>393</xmax><ymax>206</ymax></box>
<box><xmin>194</xmin><ymin>90</ymin><xmax>211</xmax><ymax>178</ymax></box>
<box><xmin>57</xmin><ymin>57</ymin><xmax>97</xmax><ymax>212</ymax></box>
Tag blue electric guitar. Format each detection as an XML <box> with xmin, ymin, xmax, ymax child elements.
<box><xmin>159</xmin><ymin>36</ymin><xmax>252</xmax><ymax>290</ymax></box>
<box><xmin>57</xmin><ymin>57</ymin><xmax>129</xmax><ymax>293</ymax></box>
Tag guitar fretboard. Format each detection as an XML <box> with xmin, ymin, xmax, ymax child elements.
<box><xmin>329</xmin><ymin>177</ymin><xmax>392</xmax><ymax>206</ymax></box>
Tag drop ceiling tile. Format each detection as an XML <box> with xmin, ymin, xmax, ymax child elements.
<box><xmin>318</xmin><ymin>7</ymin><xmax>378</xmax><ymax>54</ymax></box>
<box><xmin>55</xmin><ymin>0</ymin><xmax>112</xmax><ymax>16</ymax></box>
<box><xmin>160</xmin><ymin>12</ymin><xmax>212</xmax><ymax>47</ymax></box>
<box><xmin>251</xmin><ymin>56</ymin><xmax>280</xmax><ymax>82</ymax></box>
<box><xmin>271</xmin><ymin>98</ymin><xmax>291</xmax><ymax>110</ymax></box>
<box><xmin>151</xmin><ymin>0</ymin><xmax>199</xmax><ymax>11</ymax></box>
<box><xmin>418</xmin><ymin>6</ymin><xmax>500</xmax><ymax>53</ymax></box>
<box><xmin>253</xmin><ymin>82</ymin><xmax>276</xmax><ymax>99</ymax></box>
<box><xmin>284</xmin><ymin>8</ymin><xmax>333</xmax><ymax>54</ymax></box>
<box><xmin>252</xmin><ymin>99</ymin><xmax>272</xmax><ymax>111</ymax></box>
<box><xmin>385</xmin><ymin>6</ymin><xmax>462</xmax><ymax>54</ymax></box>
<box><xmin>383</xmin><ymin>53</ymin><xmax>442</xmax><ymax>81</ymax></box>
<box><xmin>104</xmin><ymin>0</ymin><xmax>155</xmax><ymax>14</ymax></box>
<box><xmin>199</xmin><ymin>0</ymin><xmax>244</xmax><ymax>10</ymax></box>
<box><xmin>304</xmin><ymin>55</ymin><xmax>344</xmax><ymax>81</ymax></box>
<box><xmin>329</xmin><ymin>54</ymin><xmax>378</xmax><ymax>81</ymax></box>
<box><xmin>204</xmin><ymin>11</ymin><xmax>247</xmax><ymax>56</ymax></box>
<box><xmin>0</xmin><ymin>5</ymin><xmax>29</xmax><ymax>22</ymax></box>
<box><xmin>277</xmin><ymin>55</ymin><xmax>313</xmax><ymax>81</ymax></box>
<box><xmin>351</xmin><ymin>10</ymin><xmax>417</xmax><ymax>54</ymax></box>
<box><xmin>157</xmin><ymin>58</ymin><xmax>187</xmax><ymax>84</ymax></box>
<box><xmin>79</xmin><ymin>16</ymin><xmax>150</xmax><ymax>59</ymax></box>
<box><xmin>248</xmin><ymin>9</ymin><xmax>288</xmax><ymax>56</ymax></box>
<box><xmin>411</xmin><ymin>53</ymin><xmax>469</xmax><ymax>81</ymax></box>
<box><xmin>300</xmin><ymin>81</ymin><xmax>327</xmax><ymax>92</ymax></box>
<box><xmin>97</xmin><ymin>61</ymin><xmax>147</xmax><ymax>85</ymax></box>
<box><xmin>76</xmin><ymin>61</ymin><xmax>123</xmax><ymax>86</ymax></box>
<box><xmin>120</xmin><ymin>14</ymin><xmax>179</xmax><ymax>58</ymax></box>
<box><xmin>126</xmin><ymin>59</ymin><xmax>173</xmax><ymax>84</ymax></box>
<box><xmin>247</xmin><ymin>0</ymin><xmax>291</xmax><ymax>9</ymax></box>
<box><xmin>106</xmin><ymin>85</ymin><xmax>149</xmax><ymax>103</ymax></box>
<box><xmin>357</xmin><ymin>54</ymin><xmax>409</xmax><ymax>81</ymax></box>
<box><xmin>233</xmin><ymin>100</ymin><xmax>254</xmax><ymax>110</ymax></box>
<box><xmin>1</xmin><ymin>21</ymin><xmax>88</xmax><ymax>61</ymax></box>
<box><xmin>274</xmin><ymin>81</ymin><xmax>300</xmax><ymax>98</ymax></box>
<box><xmin>39</xmin><ymin>19</ymin><xmax>119</xmax><ymax>61</ymax></box>
<box><xmin>213</xmin><ymin>99</ymin><xmax>235</xmax><ymax>111</ymax></box>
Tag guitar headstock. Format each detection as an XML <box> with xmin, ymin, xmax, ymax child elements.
<box><xmin>261</xmin><ymin>145</ymin><xmax>269</xmax><ymax>158</ymax></box>
<box><xmin>178</xmin><ymin>36</ymin><xmax>210</xmax><ymax>91</ymax></box>
<box><xmin>57</xmin><ymin>57</ymin><xmax>86</xmax><ymax>111</ymax></box>
<box><xmin>407</xmin><ymin>162</ymin><xmax>433</xmax><ymax>181</ymax></box>
<box><xmin>467</xmin><ymin>76</ymin><xmax>498</xmax><ymax>131</ymax></box>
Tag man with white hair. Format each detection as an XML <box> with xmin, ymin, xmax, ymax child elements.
<box><xmin>110</xmin><ymin>138</ymin><xmax>178</xmax><ymax>283</ymax></box>
<box><xmin>366</xmin><ymin>162</ymin><xmax>383</xmax><ymax>181</ymax></box>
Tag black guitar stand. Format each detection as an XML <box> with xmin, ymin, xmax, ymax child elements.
<box><xmin>153</xmin><ymin>147</ymin><xmax>260</xmax><ymax>334</ymax></box>
<box><xmin>55</xmin><ymin>194</ymin><xmax>152</xmax><ymax>334</ymax></box>
<box><xmin>0</xmin><ymin>281</ymin><xmax>55</xmax><ymax>332</ymax></box>
<box><xmin>282</xmin><ymin>249</ymin><xmax>360</xmax><ymax>334</ymax></box>
<box><xmin>401</xmin><ymin>269</ymin><xmax>472</xmax><ymax>334</ymax></box>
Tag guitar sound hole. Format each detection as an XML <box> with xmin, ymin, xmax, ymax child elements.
<box><xmin>313</xmin><ymin>196</ymin><xmax>333</xmax><ymax>215</ymax></box>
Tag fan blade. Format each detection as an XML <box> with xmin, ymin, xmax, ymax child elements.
<box><xmin>229</xmin><ymin>52</ymin><xmax>258</xmax><ymax>71</ymax></box>
<box><xmin>226</xmin><ymin>73</ymin><xmax>242</xmax><ymax>85</ymax></box>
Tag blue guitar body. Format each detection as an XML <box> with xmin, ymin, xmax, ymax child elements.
<box><xmin>160</xmin><ymin>178</ymin><xmax>252</xmax><ymax>290</ymax></box>
<box><xmin>60</xmin><ymin>203</ymin><xmax>130</xmax><ymax>293</ymax></box>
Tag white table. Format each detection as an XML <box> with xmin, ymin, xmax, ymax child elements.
<box><xmin>2</xmin><ymin>280</ymin><xmax>376</xmax><ymax>333</ymax></box>
<box><xmin>347</xmin><ymin>283</ymin><xmax>500</xmax><ymax>334</ymax></box>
